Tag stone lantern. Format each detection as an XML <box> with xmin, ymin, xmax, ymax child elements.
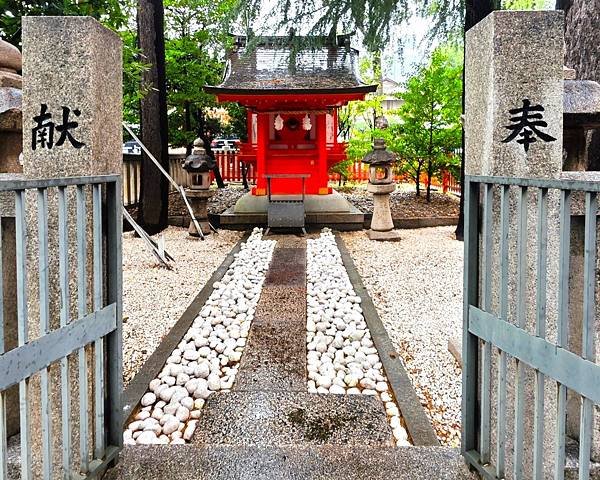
<box><xmin>182</xmin><ymin>138</ymin><xmax>215</xmax><ymax>236</ymax></box>
<box><xmin>363</xmin><ymin>138</ymin><xmax>401</xmax><ymax>241</ymax></box>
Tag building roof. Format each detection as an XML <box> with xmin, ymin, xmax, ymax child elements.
<box><xmin>205</xmin><ymin>34</ymin><xmax>377</xmax><ymax>96</ymax></box>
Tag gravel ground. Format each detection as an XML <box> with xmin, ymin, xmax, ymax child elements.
<box><xmin>339</xmin><ymin>185</ymin><xmax>460</xmax><ymax>218</ymax></box>
<box><xmin>341</xmin><ymin>227</ymin><xmax>463</xmax><ymax>447</ymax></box>
<box><xmin>169</xmin><ymin>185</ymin><xmax>248</xmax><ymax>216</ymax></box>
<box><xmin>122</xmin><ymin>227</ymin><xmax>242</xmax><ymax>386</ymax></box>
<box><xmin>167</xmin><ymin>184</ymin><xmax>459</xmax><ymax>219</ymax></box>
<box><xmin>306</xmin><ymin>231</ymin><xmax>410</xmax><ymax>446</ymax></box>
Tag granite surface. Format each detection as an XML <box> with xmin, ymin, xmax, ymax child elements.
<box><xmin>464</xmin><ymin>11</ymin><xmax>566</xmax><ymax>478</ymax></box>
<box><xmin>20</xmin><ymin>16</ymin><xmax>123</xmax><ymax>476</ymax></box>
<box><xmin>105</xmin><ymin>445</ymin><xmax>476</xmax><ymax>480</ymax></box>
<box><xmin>192</xmin><ymin>391</ymin><xmax>394</xmax><ymax>447</ymax></box>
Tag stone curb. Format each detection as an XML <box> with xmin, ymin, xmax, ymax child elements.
<box><xmin>121</xmin><ymin>231</ymin><xmax>251</xmax><ymax>424</ymax></box>
<box><xmin>175</xmin><ymin>214</ymin><xmax>459</xmax><ymax>231</ymax></box>
<box><xmin>334</xmin><ymin>234</ymin><xmax>440</xmax><ymax>447</ymax></box>
<box><xmin>362</xmin><ymin>214</ymin><xmax>459</xmax><ymax>229</ymax></box>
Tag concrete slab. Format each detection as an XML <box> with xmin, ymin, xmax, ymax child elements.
<box><xmin>233</xmin><ymin>191</ymin><xmax>358</xmax><ymax>214</ymax></box>
<box><xmin>219</xmin><ymin>207</ymin><xmax>365</xmax><ymax>230</ymax></box>
<box><xmin>264</xmin><ymin>247</ymin><xmax>306</xmax><ymax>286</ymax></box>
<box><xmin>254</xmin><ymin>285</ymin><xmax>306</xmax><ymax>324</ymax></box>
<box><xmin>105</xmin><ymin>445</ymin><xmax>478</xmax><ymax>480</ymax></box>
<box><xmin>192</xmin><ymin>391</ymin><xmax>394</xmax><ymax>447</ymax></box>
<box><xmin>235</xmin><ymin>317</ymin><xmax>307</xmax><ymax>392</ymax></box>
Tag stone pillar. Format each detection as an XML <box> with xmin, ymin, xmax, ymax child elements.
<box><xmin>465</xmin><ymin>11</ymin><xmax>564</xmax><ymax>479</ymax></box>
<box><xmin>21</xmin><ymin>16</ymin><xmax>122</xmax><ymax>477</ymax></box>
<box><xmin>0</xmin><ymin>38</ymin><xmax>23</xmax><ymax>439</ymax></box>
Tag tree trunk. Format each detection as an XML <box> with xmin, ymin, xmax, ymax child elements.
<box><xmin>241</xmin><ymin>161</ymin><xmax>249</xmax><ymax>190</ymax></box>
<box><xmin>426</xmin><ymin>159</ymin><xmax>434</xmax><ymax>203</ymax></box>
<box><xmin>415</xmin><ymin>163</ymin><xmax>421</xmax><ymax>196</ymax></box>
<box><xmin>184</xmin><ymin>100</ymin><xmax>193</xmax><ymax>156</ymax></box>
<box><xmin>562</xmin><ymin>0</ymin><xmax>600</xmax><ymax>171</ymax></box>
<box><xmin>137</xmin><ymin>0</ymin><xmax>169</xmax><ymax>234</ymax></box>
<box><xmin>456</xmin><ymin>0</ymin><xmax>498</xmax><ymax>241</ymax></box>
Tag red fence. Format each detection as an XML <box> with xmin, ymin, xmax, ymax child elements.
<box><xmin>211</xmin><ymin>152</ymin><xmax>461</xmax><ymax>195</ymax></box>
<box><xmin>214</xmin><ymin>151</ymin><xmax>256</xmax><ymax>182</ymax></box>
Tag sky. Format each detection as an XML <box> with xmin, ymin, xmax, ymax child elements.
<box><xmin>248</xmin><ymin>0</ymin><xmax>558</xmax><ymax>86</ymax></box>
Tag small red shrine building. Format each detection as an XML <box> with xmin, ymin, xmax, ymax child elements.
<box><xmin>205</xmin><ymin>34</ymin><xmax>376</xmax><ymax>199</ymax></box>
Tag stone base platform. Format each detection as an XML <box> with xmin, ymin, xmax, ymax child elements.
<box><xmin>192</xmin><ymin>391</ymin><xmax>394</xmax><ymax>448</ymax></box>
<box><xmin>219</xmin><ymin>191</ymin><xmax>364</xmax><ymax>230</ymax></box>
<box><xmin>105</xmin><ymin>445</ymin><xmax>477</xmax><ymax>480</ymax></box>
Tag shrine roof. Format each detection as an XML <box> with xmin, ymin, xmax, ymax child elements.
<box><xmin>205</xmin><ymin>34</ymin><xmax>377</xmax><ymax>96</ymax></box>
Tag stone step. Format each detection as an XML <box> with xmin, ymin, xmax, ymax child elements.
<box><xmin>191</xmin><ymin>391</ymin><xmax>394</xmax><ymax>447</ymax></box>
<box><xmin>105</xmin><ymin>444</ymin><xmax>477</xmax><ymax>480</ymax></box>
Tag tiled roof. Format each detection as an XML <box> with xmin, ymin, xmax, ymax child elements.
<box><xmin>206</xmin><ymin>34</ymin><xmax>376</xmax><ymax>94</ymax></box>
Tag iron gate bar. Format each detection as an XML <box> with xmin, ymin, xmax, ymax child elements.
<box><xmin>513</xmin><ymin>186</ymin><xmax>528</xmax><ymax>480</ymax></box>
<box><xmin>37</xmin><ymin>187</ymin><xmax>52</xmax><ymax>480</ymax></box>
<box><xmin>496</xmin><ymin>185</ymin><xmax>509</xmax><ymax>479</ymax></box>
<box><xmin>467</xmin><ymin>175</ymin><xmax>600</xmax><ymax>192</ymax></box>
<box><xmin>76</xmin><ymin>184</ymin><xmax>90</xmax><ymax>474</ymax></box>
<box><xmin>0</xmin><ymin>305</ymin><xmax>117</xmax><ymax>391</ymax></box>
<box><xmin>58</xmin><ymin>185</ymin><xmax>72</xmax><ymax>473</ymax></box>
<box><xmin>461</xmin><ymin>177</ymin><xmax>480</xmax><ymax>457</ymax></box>
<box><xmin>93</xmin><ymin>183</ymin><xmax>106</xmax><ymax>460</ymax></box>
<box><xmin>0</xmin><ymin>174</ymin><xmax>120</xmax><ymax>191</ymax></box>
<box><xmin>533</xmin><ymin>187</ymin><xmax>548</xmax><ymax>480</ymax></box>
<box><xmin>579</xmin><ymin>191</ymin><xmax>597</xmax><ymax>480</ymax></box>
<box><xmin>556</xmin><ymin>189</ymin><xmax>571</xmax><ymax>480</ymax></box>
<box><xmin>480</xmin><ymin>183</ymin><xmax>493</xmax><ymax>465</ymax></box>
<box><xmin>468</xmin><ymin>307</ymin><xmax>600</xmax><ymax>402</ymax></box>
<box><xmin>106</xmin><ymin>177</ymin><xmax>124</xmax><ymax>453</ymax></box>
<box><xmin>15</xmin><ymin>188</ymin><xmax>31</xmax><ymax>480</ymax></box>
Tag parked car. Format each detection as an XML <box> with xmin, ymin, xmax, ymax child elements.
<box><xmin>211</xmin><ymin>137</ymin><xmax>240</xmax><ymax>151</ymax></box>
<box><xmin>123</xmin><ymin>140</ymin><xmax>141</xmax><ymax>155</ymax></box>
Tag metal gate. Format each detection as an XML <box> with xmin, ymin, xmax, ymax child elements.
<box><xmin>462</xmin><ymin>175</ymin><xmax>600</xmax><ymax>480</ymax></box>
<box><xmin>0</xmin><ymin>175</ymin><xmax>122</xmax><ymax>479</ymax></box>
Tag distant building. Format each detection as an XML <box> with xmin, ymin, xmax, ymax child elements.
<box><xmin>381</xmin><ymin>77</ymin><xmax>403</xmax><ymax>112</ymax></box>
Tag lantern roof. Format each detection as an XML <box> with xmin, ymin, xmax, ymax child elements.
<box><xmin>205</xmin><ymin>33</ymin><xmax>377</xmax><ymax>96</ymax></box>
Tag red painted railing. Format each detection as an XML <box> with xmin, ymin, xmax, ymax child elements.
<box><xmin>212</xmin><ymin>151</ymin><xmax>461</xmax><ymax>195</ymax></box>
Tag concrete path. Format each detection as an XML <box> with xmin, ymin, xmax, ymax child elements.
<box><xmin>194</xmin><ymin>235</ymin><xmax>394</xmax><ymax>448</ymax></box>
<box><xmin>106</xmin><ymin>234</ymin><xmax>476</xmax><ymax>480</ymax></box>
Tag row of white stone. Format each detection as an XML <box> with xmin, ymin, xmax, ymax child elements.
<box><xmin>306</xmin><ymin>230</ymin><xmax>410</xmax><ymax>446</ymax></box>
<box><xmin>124</xmin><ymin>229</ymin><xmax>276</xmax><ymax>445</ymax></box>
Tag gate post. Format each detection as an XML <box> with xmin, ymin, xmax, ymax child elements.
<box><xmin>464</xmin><ymin>10</ymin><xmax>565</xmax><ymax>478</ymax></box>
<box><xmin>21</xmin><ymin>16</ymin><xmax>122</xmax><ymax>476</ymax></box>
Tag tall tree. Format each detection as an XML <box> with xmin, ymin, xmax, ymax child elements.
<box><xmin>393</xmin><ymin>46</ymin><xmax>462</xmax><ymax>201</ymax></box>
<box><xmin>163</xmin><ymin>0</ymin><xmax>236</xmax><ymax>188</ymax></box>
<box><xmin>137</xmin><ymin>0</ymin><xmax>170</xmax><ymax>234</ymax></box>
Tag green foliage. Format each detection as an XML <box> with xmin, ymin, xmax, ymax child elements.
<box><xmin>393</xmin><ymin>45</ymin><xmax>462</xmax><ymax>200</ymax></box>
<box><xmin>502</xmin><ymin>0</ymin><xmax>552</xmax><ymax>9</ymax></box>
<box><xmin>163</xmin><ymin>0</ymin><xmax>238</xmax><ymax>149</ymax></box>
<box><xmin>0</xmin><ymin>0</ymin><xmax>128</xmax><ymax>47</ymax></box>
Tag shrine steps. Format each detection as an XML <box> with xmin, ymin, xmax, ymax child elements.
<box><xmin>104</xmin><ymin>444</ymin><xmax>475</xmax><ymax>480</ymax></box>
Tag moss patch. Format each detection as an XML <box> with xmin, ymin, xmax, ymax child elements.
<box><xmin>287</xmin><ymin>407</ymin><xmax>359</xmax><ymax>443</ymax></box>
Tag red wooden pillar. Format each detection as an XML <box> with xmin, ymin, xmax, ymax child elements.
<box><xmin>332</xmin><ymin>108</ymin><xmax>338</xmax><ymax>145</ymax></box>
<box><xmin>316</xmin><ymin>114</ymin><xmax>329</xmax><ymax>194</ymax></box>
<box><xmin>254</xmin><ymin>112</ymin><xmax>268</xmax><ymax>195</ymax></box>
